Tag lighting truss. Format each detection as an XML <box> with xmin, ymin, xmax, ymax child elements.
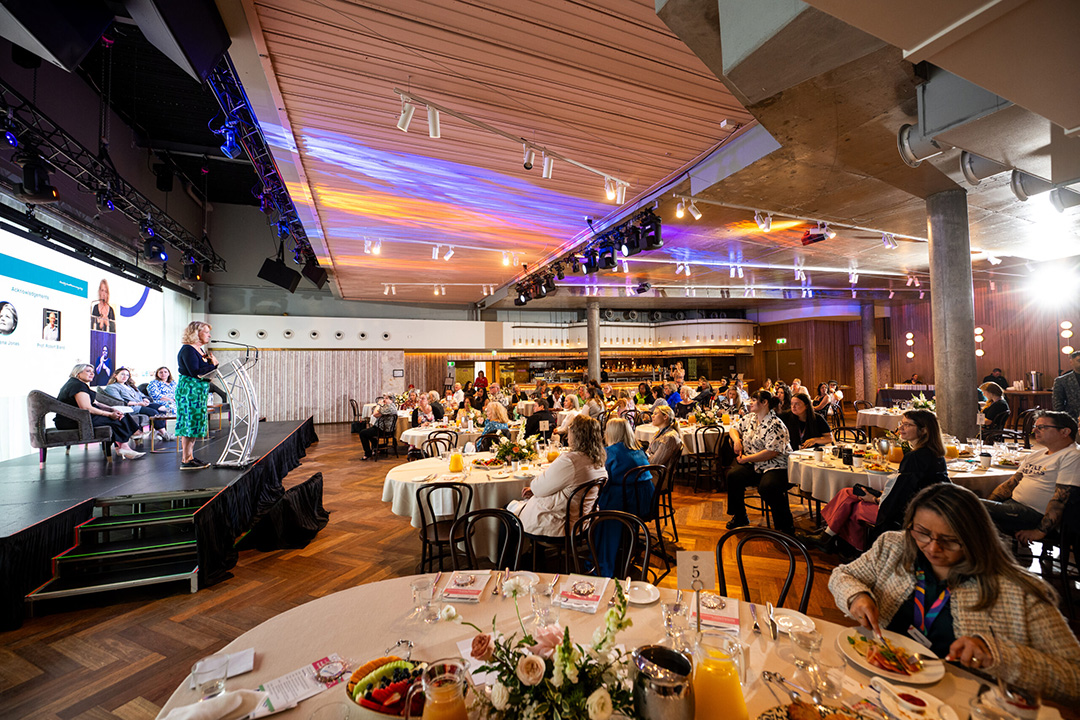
<box><xmin>0</xmin><ymin>78</ymin><xmax>223</xmax><ymax>270</ymax></box>
<box><xmin>206</xmin><ymin>55</ymin><xmax>314</xmax><ymax>266</ymax></box>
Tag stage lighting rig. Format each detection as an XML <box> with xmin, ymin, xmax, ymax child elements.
<box><xmin>12</xmin><ymin>149</ymin><xmax>58</xmax><ymax>204</ymax></box>
<box><xmin>95</xmin><ymin>188</ymin><xmax>115</xmax><ymax>212</ymax></box>
<box><xmin>143</xmin><ymin>238</ymin><xmax>168</xmax><ymax>263</ymax></box>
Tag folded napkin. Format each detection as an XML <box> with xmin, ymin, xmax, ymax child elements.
<box><xmin>689</xmin><ymin>597</ymin><xmax>740</xmax><ymax>631</ymax></box>
<box><xmin>160</xmin><ymin>689</ymin><xmax>267</xmax><ymax>720</ymax></box>
<box><xmin>442</xmin><ymin>570</ymin><xmax>491</xmax><ymax>603</ymax></box>
<box><xmin>558</xmin><ymin>575</ymin><xmax>610</xmax><ymax>614</ymax></box>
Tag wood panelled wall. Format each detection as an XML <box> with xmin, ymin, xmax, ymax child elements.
<box><xmin>405</xmin><ymin>353</ymin><xmax>451</xmax><ymax>394</ymax></box>
<box><xmin>214</xmin><ymin>349</ymin><xmax>404</xmax><ymax>423</ymax></box>
<box><xmin>744</xmin><ymin>320</ymin><xmax>858</xmax><ymax>391</ymax></box>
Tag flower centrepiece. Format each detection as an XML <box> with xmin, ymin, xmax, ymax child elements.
<box><xmin>696</xmin><ymin>407</ymin><xmax>720</xmax><ymax>427</ymax></box>
<box><xmin>462</xmin><ymin>579</ymin><xmax>634</xmax><ymax>720</ymax></box>
<box><xmin>910</xmin><ymin>392</ymin><xmax>936</xmax><ymax>412</ymax></box>
<box><xmin>493</xmin><ymin>434</ymin><xmax>540</xmax><ymax>464</ymax></box>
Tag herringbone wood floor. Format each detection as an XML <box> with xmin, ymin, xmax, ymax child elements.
<box><xmin>1</xmin><ymin>424</ymin><xmax>1073</xmax><ymax>719</ymax></box>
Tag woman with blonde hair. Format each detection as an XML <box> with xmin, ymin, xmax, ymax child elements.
<box><xmin>176</xmin><ymin>321</ymin><xmax>218</xmax><ymax>470</ymax></box>
<box><xmin>90</xmin><ymin>279</ymin><xmax>116</xmax><ymax>332</ymax></box>
<box><xmin>647</xmin><ymin>404</ymin><xmax>682</xmax><ymax>470</ymax></box>
<box><xmin>481</xmin><ymin>399</ymin><xmax>510</xmax><ymax>438</ymax></box>
<box><xmin>55</xmin><ymin>364</ymin><xmax>144</xmax><ymax>459</ymax></box>
<box><xmin>518</xmin><ymin>414</ymin><xmax>607</xmax><ymax>537</ymax></box>
<box><xmin>594</xmin><ymin>417</ymin><xmax>653</xmax><ymax>575</ymax></box>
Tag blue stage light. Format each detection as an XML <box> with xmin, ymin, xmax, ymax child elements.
<box><xmin>4</xmin><ymin>130</ymin><xmax>17</xmax><ymax>148</ymax></box>
<box><xmin>220</xmin><ymin>127</ymin><xmax>242</xmax><ymax>159</ymax></box>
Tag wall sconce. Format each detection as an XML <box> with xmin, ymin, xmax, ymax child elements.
<box><xmin>905</xmin><ymin>331</ymin><xmax>915</xmax><ymax>359</ymax></box>
<box><xmin>975</xmin><ymin>326</ymin><xmax>985</xmax><ymax>357</ymax></box>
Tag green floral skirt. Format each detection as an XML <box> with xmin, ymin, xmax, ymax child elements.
<box><xmin>175</xmin><ymin>374</ymin><xmax>210</xmax><ymax>438</ymax></box>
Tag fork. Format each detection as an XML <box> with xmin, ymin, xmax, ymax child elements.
<box><xmin>491</xmin><ymin>569</ymin><xmax>503</xmax><ymax>596</ymax></box>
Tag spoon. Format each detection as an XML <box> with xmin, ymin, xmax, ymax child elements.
<box><xmin>872</xmin><ymin>676</ymin><xmax>931</xmax><ymax>714</ymax></box>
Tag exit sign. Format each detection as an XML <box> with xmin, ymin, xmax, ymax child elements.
<box><xmin>447</xmin><ymin>361</ymin><xmax>456</xmax><ymax>367</ymax></box>
<box><xmin>776</xmin><ymin>338</ymin><xmax>787</xmax><ymax>344</ymax></box>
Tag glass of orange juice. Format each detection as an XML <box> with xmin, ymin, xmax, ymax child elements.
<box><xmin>721</xmin><ymin>412</ymin><xmax>731</xmax><ymax>426</ymax></box>
<box><xmin>694</xmin><ymin>632</ymin><xmax>748</xmax><ymax>720</ymax></box>
<box><xmin>945</xmin><ymin>443</ymin><xmax>960</xmax><ymax>459</ymax></box>
<box><xmin>546</xmin><ymin>448</ymin><xmax>560</xmax><ymax>463</ymax></box>
<box><xmin>888</xmin><ymin>445</ymin><xmax>905</xmax><ymax>464</ymax></box>
<box><xmin>404</xmin><ymin>658</ymin><xmax>471</xmax><ymax>720</ymax></box>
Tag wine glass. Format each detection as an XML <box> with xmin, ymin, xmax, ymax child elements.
<box><xmin>789</xmin><ymin>627</ymin><xmax>823</xmax><ymax>669</ymax></box>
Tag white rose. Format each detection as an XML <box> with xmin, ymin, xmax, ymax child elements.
<box><xmin>516</xmin><ymin>653</ymin><xmax>546</xmax><ymax>686</ymax></box>
<box><xmin>490</xmin><ymin>681</ymin><xmax>510</xmax><ymax>710</ymax></box>
<box><xmin>502</xmin><ymin>575</ymin><xmax>529</xmax><ymax>598</ymax></box>
<box><xmin>586</xmin><ymin>687</ymin><xmax>613</xmax><ymax>720</ymax></box>
<box><xmin>438</xmin><ymin>604</ymin><xmax>461</xmax><ymax>622</ymax></box>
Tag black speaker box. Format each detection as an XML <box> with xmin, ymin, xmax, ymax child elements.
<box><xmin>124</xmin><ymin>0</ymin><xmax>230</xmax><ymax>82</ymax></box>
<box><xmin>257</xmin><ymin>257</ymin><xmax>301</xmax><ymax>293</ymax></box>
<box><xmin>0</xmin><ymin>0</ymin><xmax>113</xmax><ymax>71</ymax></box>
<box><xmin>302</xmin><ymin>261</ymin><xmax>328</xmax><ymax>289</ymax></box>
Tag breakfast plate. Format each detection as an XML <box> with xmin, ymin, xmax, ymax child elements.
<box><xmin>771</xmin><ymin>607</ymin><xmax>815</xmax><ymax>634</ymax></box>
<box><xmin>626</xmin><ymin>581</ymin><xmax>660</xmax><ymax>605</ymax></box>
<box><xmin>837</xmin><ymin>629</ymin><xmax>944</xmax><ymax>684</ymax></box>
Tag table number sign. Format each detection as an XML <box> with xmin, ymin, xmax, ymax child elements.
<box><xmin>677</xmin><ymin>550</ymin><xmax>716</xmax><ymax>590</ymax></box>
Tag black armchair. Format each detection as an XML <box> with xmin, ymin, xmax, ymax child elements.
<box><xmin>26</xmin><ymin>390</ymin><xmax>113</xmax><ymax>463</ymax></box>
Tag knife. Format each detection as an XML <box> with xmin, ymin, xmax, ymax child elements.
<box><xmin>492</xmin><ymin>569</ymin><xmax>503</xmax><ymax>596</ymax></box>
<box><xmin>766</xmin><ymin>601</ymin><xmax>779</xmax><ymax>640</ymax></box>
<box><xmin>750</xmin><ymin>603</ymin><xmax>761</xmax><ymax>634</ymax></box>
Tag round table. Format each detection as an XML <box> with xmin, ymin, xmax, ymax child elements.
<box><xmin>382</xmin><ymin>454</ymin><xmax>538</xmax><ymax>559</ymax></box>
<box><xmin>516</xmin><ymin>400</ymin><xmax>537</xmax><ymax>417</ymax></box>
<box><xmin>856</xmin><ymin>408</ymin><xmax>904</xmax><ymax>432</ymax></box>
<box><xmin>788</xmin><ymin>449</ymin><xmax>1018</xmax><ymax>503</ymax></box>
<box><xmin>634</xmin><ymin>422</ymin><xmax>724</xmax><ymax>454</ymax></box>
<box><xmin>399</xmin><ymin>425</ymin><xmax>522</xmax><ymax>449</ymax></box>
<box><xmin>158</xmin><ymin>574</ymin><xmax>1021</xmax><ymax>720</ymax></box>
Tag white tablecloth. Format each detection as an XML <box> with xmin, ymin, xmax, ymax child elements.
<box><xmin>399</xmin><ymin>425</ymin><xmax>522</xmax><ymax>449</ymax></box>
<box><xmin>856</xmin><ymin>408</ymin><xmax>904</xmax><ymax>432</ymax></box>
<box><xmin>158</xmin><ymin>574</ymin><xmax>1031</xmax><ymax>720</ymax></box>
<box><xmin>788</xmin><ymin>449</ymin><xmax>1016</xmax><ymax>503</ymax></box>
<box><xmin>517</xmin><ymin>400</ymin><xmax>538</xmax><ymax>417</ymax></box>
<box><xmin>634</xmin><ymin>423</ymin><xmax>724</xmax><ymax>454</ymax></box>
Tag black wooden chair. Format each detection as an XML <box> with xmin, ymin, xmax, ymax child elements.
<box><xmin>853</xmin><ymin>400</ymin><xmax>873</xmax><ymax>412</ymax></box>
<box><xmin>571</xmin><ymin>510</ymin><xmax>652</xmax><ymax>581</ymax></box>
<box><xmin>833</xmin><ymin>427</ymin><xmax>867</xmax><ymax>444</ymax></box>
<box><xmin>429</xmin><ymin>429</ymin><xmax>458</xmax><ymax>448</ymax></box>
<box><xmin>525</xmin><ymin>477</ymin><xmax>606</xmax><ymax>573</ymax></box>
<box><xmin>449</xmin><ymin>509</ymin><xmax>523</xmax><ymax>572</ymax></box>
<box><xmin>349</xmin><ymin>399</ymin><xmax>365</xmax><ymax>434</ymax></box>
<box><xmin>416</xmin><ymin>482</ymin><xmax>473</xmax><ymax>572</ymax></box>
<box><xmin>475</xmin><ymin>432</ymin><xmax>503</xmax><ymax>452</ymax></box>
<box><xmin>714</xmin><ymin>527</ymin><xmax>814</xmax><ymax>612</ymax></box>
<box><xmin>374</xmin><ymin>422</ymin><xmax>400</xmax><ymax>458</ymax></box>
<box><xmin>421</xmin><ymin>437</ymin><xmax>453</xmax><ymax>459</ymax></box>
<box><xmin>689</xmin><ymin>426</ymin><xmax>723</xmax><ymax>493</ymax></box>
<box><xmin>620</xmin><ymin>410</ymin><xmax>641</xmax><ymax>429</ymax></box>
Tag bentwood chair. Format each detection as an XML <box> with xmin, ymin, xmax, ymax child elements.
<box><xmin>526</xmin><ymin>477</ymin><xmax>606</xmax><ymax>573</ymax></box>
<box><xmin>429</xmin><ymin>429</ymin><xmax>459</xmax><ymax>448</ymax></box>
<box><xmin>416</xmin><ymin>482</ymin><xmax>473</xmax><ymax>572</ymax></box>
<box><xmin>475</xmin><ymin>432</ymin><xmax>502</xmax><ymax>452</ymax></box>
<box><xmin>449</xmin><ymin>509</ymin><xmax>523</xmax><ymax>572</ymax></box>
<box><xmin>421</xmin><ymin>437</ymin><xmax>453</xmax><ymax>459</ymax></box>
<box><xmin>571</xmin><ymin>510</ymin><xmax>652</xmax><ymax>581</ymax></box>
<box><xmin>833</xmin><ymin>427</ymin><xmax>867</xmax><ymax>444</ymax></box>
<box><xmin>853</xmin><ymin>400</ymin><xmax>874</xmax><ymax>412</ymax></box>
<box><xmin>689</xmin><ymin>426</ymin><xmax>723</xmax><ymax>493</ymax></box>
<box><xmin>715</xmin><ymin>527</ymin><xmax>814</xmax><ymax>612</ymax></box>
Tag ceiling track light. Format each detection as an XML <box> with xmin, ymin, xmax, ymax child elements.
<box><xmin>502</xmin><ymin>251</ymin><xmax>510</xmax><ymax>266</ymax></box>
<box><xmin>542</xmin><ymin>154</ymin><xmax>554</xmax><ymax>179</ymax></box>
<box><xmin>615</xmin><ymin>183</ymin><xmax>626</xmax><ymax>205</ymax></box>
<box><xmin>754</xmin><ymin>211</ymin><xmax>772</xmax><ymax>232</ymax></box>
<box><xmin>675</xmin><ymin>200</ymin><xmax>685</xmax><ymax>219</ymax></box>
<box><xmin>737</xmin><ymin>265</ymin><xmax>743</xmax><ymax>279</ymax></box>
<box><xmin>882</xmin><ymin>232</ymin><xmax>897</xmax><ymax>249</ymax></box>
<box><xmin>372</xmin><ymin>239</ymin><xmax>382</xmax><ymax>255</ymax></box>
<box><xmin>432</xmin><ymin>245</ymin><xmax>440</xmax><ymax>260</ymax></box>
<box><xmin>444</xmin><ymin>247</ymin><xmax>455</xmax><ymax>261</ymax></box>
<box><xmin>364</xmin><ymin>239</ymin><xmax>372</xmax><ymax>254</ymax></box>
<box><xmin>427</xmin><ymin>106</ymin><xmax>441</xmax><ymax>138</ymax></box>
<box><xmin>604</xmin><ymin>178</ymin><xmax>616</xmax><ymax>201</ymax></box>
<box><xmin>434</xmin><ymin>285</ymin><xmax>440</xmax><ymax>296</ymax></box>
<box><xmin>522</xmin><ymin>144</ymin><xmax>535</xmax><ymax>170</ymax></box>
<box><xmin>384</xmin><ymin>285</ymin><xmax>390</xmax><ymax>295</ymax></box>
<box><xmin>391</xmin><ymin>285</ymin><xmax>396</xmax><ymax>295</ymax></box>
<box><xmin>687</xmin><ymin>200</ymin><xmax>702</xmax><ymax>220</ymax></box>
<box><xmin>397</xmin><ymin>102</ymin><xmax>415</xmax><ymax>132</ymax></box>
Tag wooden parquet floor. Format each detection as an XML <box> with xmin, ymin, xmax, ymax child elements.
<box><xmin>0</xmin><ymin>423</ymin><xmax>1073</xmax><ymax>719</ymax></box>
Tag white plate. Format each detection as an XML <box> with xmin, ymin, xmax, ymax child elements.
<box><xmin>837</xmin><ymin>629</ymin><xmax>944</xmax><ymax>685</ymax></box>
<box><xmin>511</xmin><ymin>571</ymin><xmax>540</xmax><ymax>587</ymax></box>
<box><xmin>513</xmin><ymin>473</ymin><xmax>536</xmax><ymax>480</ymax></box>
<box><xmin>626</xmin><ymin>581</ymin><xmax>660</xmax><ymax>605</ymax></box>
<box><xmin>771</xmin><ymin>607</ymin><xmax>815</xmax><ymax>634</ymax></box>
<box><xmin>879</xmin><ymin>683</ymin><xmax>950</xmax><ymax>720</ymax></box>
<box><xmin>489</xmin><ymin>473</ymin><xmax>510</xmax><ymax>480</ymax></box>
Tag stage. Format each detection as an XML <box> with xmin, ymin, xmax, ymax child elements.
<box><xmin>0</xmin><ymin>417</ymin><xmax>319</xmax><ymax>630</ymax></box>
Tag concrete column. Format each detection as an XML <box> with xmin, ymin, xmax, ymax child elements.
<box><xmin>927</xmin><ymin>189</ymin><xmax>977</xmax><ymax>439</ymax></box>
<box><xmin>861</xmin><ymin>303</ymin><xmax>878</xmax><ymax>404</ymax></box>
<box><xmin>586</xmin><ymin>299</ymin><xmax>601</xmax><ymax>382</ymax></box>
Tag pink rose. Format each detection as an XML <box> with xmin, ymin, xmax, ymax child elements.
<box><xmin>471</xmin><ymin>633</ymin><xmax>495</xmax><ymax>662</ymax></box>
<box><xmin>529</xmin><ymin>624</ymin><xmax>565</xmax><ymax>659</ymax></box>
<box><xmin>516</xmin><ymin>653</ymin><xmax>546</xmax><ymax>686</ymax></box>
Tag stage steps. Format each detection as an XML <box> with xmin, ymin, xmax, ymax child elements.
<box><xmin>25</xmin><ymin>494</ymin><xmax>212</xmax><ymax>607</ymax></box>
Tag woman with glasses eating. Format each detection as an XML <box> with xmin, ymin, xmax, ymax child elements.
<box><xmin>803</xmin><ymin>409</ymin><xmax>948</xmax><ymax>554</ymax></box>
<box><xmin>830</xmin><ymin>483</ymin><xmax>1080</xmax><ymax>702</ymax></box>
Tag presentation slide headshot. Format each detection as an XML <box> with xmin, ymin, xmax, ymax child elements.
<box><xmin>42</xmin><ymin>309</ymin><xmax>60</xmax><ymax>342</ymax></box>
<box><xmin>0</xmin><ymin>301</ymin><xmax>17</xmax><ymax>335</ymax></box>
<box><xmin>90</xmin><ymin>278</ymin><xmax>116</xmax><ymax>334</ymax></box>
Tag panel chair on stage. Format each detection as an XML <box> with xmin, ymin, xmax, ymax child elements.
<box><xmin>27</xmin><ymin>390</ymin><xmax>113</xmax><ymax>464</ymax></box>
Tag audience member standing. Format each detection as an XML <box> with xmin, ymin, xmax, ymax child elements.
<box><xmin>1052</xmin><ymin>350</ymin><xmax>1080</xmax><ymax>420</ymax></box>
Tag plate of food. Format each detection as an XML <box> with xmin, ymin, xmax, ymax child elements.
<box><xmin>758</xmin><ymin>701</ymin><xmax>862</xmax><ymax>720</ymax></box>
<box><xmin>837</xmin><ymin>629</ymin><xmax>944</xmax><ymax>684</ymax></box>
<box><xmin>513</xmin><ymin>472</ymin><xmax>537</xmax><ymax>481</ymax></box>
<box><xmin>864</xmin><ymin>462</ymin><xmax>892</xmax><ymax>474</ymax></box>
<box><xmin>346</xmin><ymin>655</ymin><xmax>427</xmax><ymax>717</ymax></box>
<box><xmin>471</xmin><ymin>457</ymin><xmax>505</xmax><ymax>469</ymax></box>
<box><xmin>771</xmin><ymin>607</ymin><xmax>816</xmax><ymax>634</ymax></box>
<box><xmin>994</xmin><ymin>458</ymin><xmax>1020</xmax><ymax>469</ymax></box>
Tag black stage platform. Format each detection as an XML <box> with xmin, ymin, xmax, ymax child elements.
<box><xmin>0</xmin><ymin>417</ymin><xmax>319</xmax><ymax>630</ymax></box>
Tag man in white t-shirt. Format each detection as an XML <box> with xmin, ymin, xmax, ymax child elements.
<box><xmin>982</xmin><ymin>411</ymin><xmax>1080</xmax><ymax>538</ymax></box>
<box><xmin>452</xmin><ymin>382</ymin><xmax>464</xmax><ymax>405</ymax></box>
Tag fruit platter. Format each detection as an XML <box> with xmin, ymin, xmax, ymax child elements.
<box><xmin>346</xmin><ymin>655</ymin><xmax>427</xmax><ymax>717</ymax></box>
<box><xmin>471</xmin><ymin>457</ymin><xmax>505</xmax><ymax>469</ymax></box>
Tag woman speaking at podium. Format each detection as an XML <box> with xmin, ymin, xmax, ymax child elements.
<box><xmin>176</xmin><ymin>321</ymin><xmax>218</xmax><ymax>470</ymax></box>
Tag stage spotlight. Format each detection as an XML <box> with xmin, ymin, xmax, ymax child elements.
<box><xmin>219</xmin><ymin>123</ymin><xmax>242</xmax><ymax>159</ymax></box>
<box><xmin>3</xmin><ymin>113</ymin><xmax>18</xmax><ymax>148</ymax></box>
<box><xmin>543</xmin><ymin>275</ymin><xmax>557</xmax><ymax>293</ymax></box>
<box><xmin>687</xmin><ymin>200</ymin><xmax>702</xmax><ymax>220</ymax></box>
<box><xmin>582</xmin><ymin>249</ymin><xmax>599</xmax><ymax>274</ymax></box>
<box><xmin>95</xmin><ymin>189</ymin><xmax>115</xmax><ymax>212</ymax></box>
<box><xmin>183</xmin><ymin>259</ymin><xmax>204</xmax><ymax>281</ymax></box>
<box><xmin>640</xmin><ymin>211</ymin><xmax>663</xmax><ymax>249</ymax></box>
<box><xmin>523</xmin><ymin>144</ymin><xmax>535</xmax><ymax>170</ymax></box>
<box><xmin>397</xmin><ymin>102</ymin><xmax>415</xmax><ymax>132</ymax></box>
<box><xmin>754</xmin><ymin>212</ymin><xmax>772</xmax><ymax>232</ymax></box>
<box><xmin>139</xmin><ymin>219</ymin><xmax>156</xmax><ymax>239</ymax></box>
<box><xmin>428</xmin><ymin>106</ymin><xmax>441</xmax><ymax>138</ymax></box>
<box><xmin>535</xmin><ymin>281</ymin><xmax>547</xmax><ymax>299</ymax></box>
<box><xmin>277</xmin><ymin>221</ymin><xmax>291</xmax><ymax>239</ymax></box>
<box><xmin>570</xmin><ymin>256</ymin><xmax>581</xmax><ymax>273</ymax></box>
<box><xmin>620</xmin><ymin>228</ymin><xmax>641</xmax><ymax>257</ymax></box>
<box><xmin>675</xmin><ymin>200</ymin><xmax>685</xmax><ymax>219</ymax></box>
<box><xmin>143</xmin><ymin>238</ymin><xmax>167</xmax><ymax>263</ymax></box>
<box><xmin>13</xmin><ymin>151</ymin><xmax>58</xmax><ymax>204</ymax></box>
<box><xmin>634</xmin><ymin>281</ymin><xmax>651</xmax><ymax>294</ymax></box>
<box><xmin>555</xmin><ymin>263</ymin><xmax>565</xmax><ymax>280</ymax></box>
<box><xmin>598</xmin><ymin>245</ymin><xmax>617</xmax><ymax>270</ymax></box>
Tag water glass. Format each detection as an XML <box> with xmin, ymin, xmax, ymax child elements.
<box><xmin>411</xmin><ymin>578</ymin><xmax>439</xmax><ymax>623</ymax></box>
<box><xmin>531</xmin><ymin>582</ymin><xmax>560</xmax><ymax>627</ymax></box>
<box><xmin>789</xmin><ymin>627</ymin><xmax>823</xmax><ymax>669</ymax></box>
<box><xmin>192</xmin><ymin>654</ymin><xmax>229</xmax><ymax>699</ymax></box>
<box><xmin>809</xmin><ymin>654</ymin><xmax>846</xmax><ymax>701</ymax></box>
<box><xmin>660</xmin><ymin>600</ymin><xmax>689</xmax><ymax>637</ymax></box>
<box><xmin>309</xmin><ymin>702</ymin><xmax>352</xmax><ymax>720</ymax></box>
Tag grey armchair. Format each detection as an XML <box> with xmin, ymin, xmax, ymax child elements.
<box><xmin>26</xmin><ymin>390</ymin><xmax>113</xmax><ymax>463</ymax></box>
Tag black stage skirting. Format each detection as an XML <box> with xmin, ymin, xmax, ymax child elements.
<box><xmin>0</xmin><ymin>417</ymin><xmax>318</xmax><ymax>631</ymax></box>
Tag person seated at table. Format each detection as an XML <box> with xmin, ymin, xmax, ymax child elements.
<box><xmin>673</xmin><ymin>389</ymin><xmax>697</xmax><ymax>419</ymax></box>
<box><xmin>646</xmin><ymin>404</ymin><xmax>682</xmax><ymax>470</ymax></box>
<box><xmin>804</xmin><ymin>409</ymin><xmax>948</xmax><ymax>553</ymax></box>
<box><xmin>716</xmin><ymin>385</ymin><xmax>744</xmax><ymax>416</ymax></box>
<box><xmin>57</xmin><ymin>364</ymin><xmax>145</xmax><ymax>459</ymax></box>
<box><xmin>470</xmin><ymin>387</ymin><xmax>488</xmax><ymax>411</ymax></box>
<box><xmin>601</xmin><ymin>383</ymin><xmax>616</xmax><ymax>402</ymax></box>
<box><xmin>147</xmin><ymin>366</ymin><xmax>178</xmax><ymax>415</ymax></box>
<box><xmin>695</xmin><ymin>378</ymin><xmax>715</xmax><ymax>408</ymax></box>
<box><xmin>734</xmin><ymin>379</ymin><xmax>750</xmax><ymax>403</ymax></box>
<box><xmin>412</xmin><ymin>394</ymin><xmax>436</xmax><ymax>426</ymax></box>
<box><xmin>509</xmin><ymin>383</ymin><xmax>527</xmax><ymax>404</ymax></box>
<box><xmin>595</xmin><ymin>417</ymin><xmax>653</xmax><ymax>576</ymax></box>
<box><xmin>760</xmin><ymin>378</ymin><xmax>774</xmax><ymax>393</ymax></box>
<box><xmin>487</xmin><ymin>382</ymin><xmax>506</xmax><ymax>407</ymax></box>
<box><xmin>831</xmin><ymin>483</ymin><xmax>1080</xmax><ymax>702</ymax></box>
<box><xmin>480</xmin><ymin>400</ymin><xmax>510</xmax><ymax>439</ymax></box>
<box><xmin>533</xmin><ymin>379</ymin><xmax>553</xmax><ymax>406</ymax></box>
<box><xmin>981</xmin><ymin>411</ymin><xmax>1080</xmax><ymax>542</ymax></box>
<box><xmin>585</xmin><ymin>386</ymin><xmax>605</xmax><ymax>420</ymax></box>
<box><xmin>101</xmin><ymin>367</ymin><xmax>173</xmax><ymax>441</ymax></box>
<box><xmin>982</xmin><ymin>368</ymin><xmax>1009</xmax><ymax>390</ymax></box>
<box><xmin>553</xmin><ymin>395</ymin><xmax>581</xmax><ymax>439</ymax></box>
<box><xmin>452</xmin><ymin>382</ymin><xmax>465</xmax><ymax>405</ymax></box>
<box><xmin>634</xmin><ymin>382</ymin><xmax>655</xmax><ymax>405</ymax></box>
<box><xmin>614</xmin><ymin>390</ymin><xmax>634</xmax><ymax>415</ymax></box>
<box><xmin>773</xmin><ymin>383</ymin><xmax>793</xmax><ymax>414</ymax></box>
<box><xmin>979</xmin><ymin>383</ymin><xmax>1010</xmax><ymax>434</ymax></box>
<box><xmin>518</xmin><ymin>415</ymin><xmax>607</xmax><ymax>537</ymax></box>
<box><xmin>524</xmin><ymin>398</ymin><xmax>556</xmax><ymax>440</ymax></box>
<box><xmin>781</xmin><ymin>392</ymin><xmax>834</xmax><ymax>450</ymax></box>
<box><xmin>550</xmin><ymin>385</ymin><xmax>565</xmax><ymax>408</ymax></box>
<box><xmin>790</xmin><ymin>378</ymin><xmax>804</xmax><ymax>397</ymax></box>
<box><xmin>443</xmin><ymin>388</ymin><xmax>458</xmax><ymax>413</ymax></box>
<box><xmin>725</xmin><ymin>390</ymin><xmax>794</xmax><ymax>534</ymax></box>
<box><xmin>359</xmin><ymin>392</ymin><xmax>398</xmax><ymax>461</ymax></box>
<box><xmin>663</xmin><ymin>382</ymin><xmax>682</xmax><ymax>406</ymax></box>
<box><xmin>427</xmin><ymin>391</ymin><xmax>446</xmax><ymax>421</ymax></box>
<box><xmin>398</xmin><ymin>389</ymin><xmax>419</xmax><ymax>411</ymax></box>
<box><xmin>813</xmin><ymin>382</ymin><xmax>831</xmax><ymax>413</ymax></box>
<box><xmin>462</xmin><ymin>380</ymin><xmax>474</xmax><ymax>405</ymax></box>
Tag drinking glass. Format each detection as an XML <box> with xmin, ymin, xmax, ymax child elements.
<box><xmin>789</xmin><ymin>627</ymin><xmax>823</xmax><ymax>669</ymax></box>
<box><xmin>309</xmin><ymin>703</ymin><xmax>352</xmax><ymax>720</ymax></box>
<box><xmin>660</xmin><ymin>600</ymin><xmax>689</xmax><ymax>638</ymax></box>
<box><xmin>411</xmin><ymin>578</ymin><xmax>439</xmax><ymax>623</ymax></box>
<box><xmin>530</xmin><ymin>582</ymin><xmax>560</xmax><ymax>627</ymax></box>
<box><xmin>192</xmin><ymin>654</ymin><xmax>229</xmax><ymax>699</ymax></box>
<box><xmin>808</xmin><ymin>654</ymin><xmax>846</xmax><ymax>701</ymax></box>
